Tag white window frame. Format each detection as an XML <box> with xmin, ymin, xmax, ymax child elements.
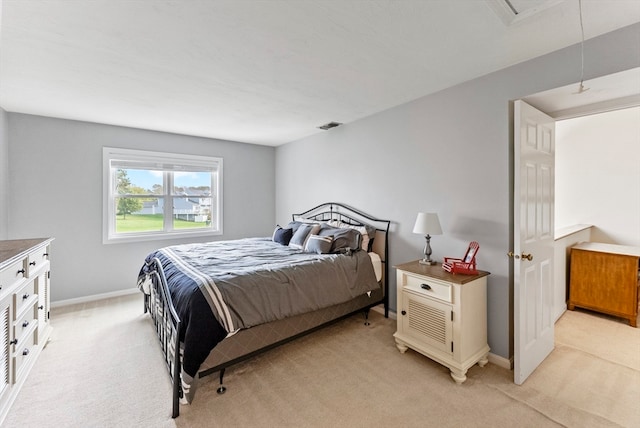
<box><xmin>103</xmin><ymin>147</ymin><xmax>223</xmax><ymax>244</ymax></box>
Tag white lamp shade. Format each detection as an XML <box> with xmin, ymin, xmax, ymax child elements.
<box><xmin>412</xmin><ymin>212</ymin><xmax>442</xmax><ymax>235</ymax></box>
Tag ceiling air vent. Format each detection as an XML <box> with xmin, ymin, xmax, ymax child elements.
<box><xmin>317</xmin><ymin>121</ymin><xmax>342</xmax><ymax>130</ymax></box>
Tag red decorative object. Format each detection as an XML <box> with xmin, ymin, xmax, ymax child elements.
<box><xmin>443</xmin><ymin>241</ymin><xmax>480</xmax><ymax>274</ymax></box>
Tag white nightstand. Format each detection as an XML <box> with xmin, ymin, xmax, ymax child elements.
<box><xmin>393</xmin><ymin>260</ymin><xmax>490</xmax><ymax>384</ymax></box>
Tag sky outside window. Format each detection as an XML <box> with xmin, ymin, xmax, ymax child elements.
<box><xmin>126</xmin><ymin>169</ymin><xmax>210</xmax><ymax>191</ymax></box>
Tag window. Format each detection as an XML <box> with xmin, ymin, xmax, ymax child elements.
<box><xmin>103</xmin><ymin>147</ymin><xmax>223</xmax><ymax>243</ymax></box>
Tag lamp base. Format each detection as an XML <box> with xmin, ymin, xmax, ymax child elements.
<box><xmin>419</xmin><ymin>259</ymin><xmax>436</xmax><ymax>265</ymax></box>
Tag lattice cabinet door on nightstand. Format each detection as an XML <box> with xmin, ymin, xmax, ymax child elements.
<box><xmin>393</xmin><ymin>261</ymin><xmax>490</xmax><ymax>384</ymax></box>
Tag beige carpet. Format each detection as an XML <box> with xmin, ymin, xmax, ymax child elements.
<box><xmin>491</xmin><ymin>309</ymin><xmax>640</xmax><ymax>428</ymax></box>
<box><xmin>4</xmin><ymin>294</ymin><xmax>639</xmax><ymax>427</ymax></box>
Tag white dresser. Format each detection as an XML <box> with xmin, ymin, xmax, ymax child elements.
<box><xmin>394</xmin><ymin>260</ymin><xmax>490</xmax><ymax>384</ymax></box>
<box><xmin>0</xmin><ymin>238</ymin><xmax>53</xmax><ymax>424</ymax></box>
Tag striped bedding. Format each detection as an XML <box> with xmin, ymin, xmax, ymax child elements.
<box><xmin>137</xmin><ymin>237</ymin><xmax>379</xmax><ymax>400</ymax></box>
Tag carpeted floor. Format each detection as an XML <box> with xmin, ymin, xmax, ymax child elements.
<box><xmin>4</xmin><ymin>294</ymin><xmax>639</xmax><ymax>427</ymax></box>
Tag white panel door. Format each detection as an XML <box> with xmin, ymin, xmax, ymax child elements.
<box><xmin>514</xmin><ymin>100</ymin><xmax>555</xmax><ymax>385</ymax></box>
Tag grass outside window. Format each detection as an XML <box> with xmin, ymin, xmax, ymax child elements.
<box><xmin>116</xmin><ymin>214</ymin><xmax>208</xmax><ymax>233</ymax></box>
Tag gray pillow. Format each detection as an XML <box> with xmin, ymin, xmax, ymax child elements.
<box><xmin>285</xmin><ymin>221</ymin><xmax>303</xmax><ymax>235</ymax></box>
<box><xmin>304</xmin><ymin>234</ymin><xmax>334</xmax><ymax>254</ymax></box>
<box><xmin>289</xmin><ymin>223</ymin><xmax>320</xmax><ymax>249</ymax></box>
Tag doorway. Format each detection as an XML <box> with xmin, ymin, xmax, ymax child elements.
<box><xmin>513</xmin><ymin>67</ymin><xmax>640</xmax><ymax>383</ymax></box>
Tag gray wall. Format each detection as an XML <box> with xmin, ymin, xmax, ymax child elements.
<box><xmin>8</xmin><ymin>114</ymin><xmax>276</xmax><ymax>301</ymax></box>
<box><xmin>0</xmin><ymin>8</ymin><xmax>6</xmax><ymax>240</ymax></box>
<box><xmin>275</xmin><ymin>23</ymin><xmax>640</xmax><ymax>360</ymax></box>
<box><xmin>0</xmin><ymin>108</ymin><xmax>8</xmax><ymax>240</ymax></box>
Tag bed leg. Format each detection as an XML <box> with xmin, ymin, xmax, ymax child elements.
<box><xmin>217</xmin><ymin>368</ymin><xmax>227</xmax><ymax>394</ymax></box>
<box><xmin>363</xmin><ymin>308</ymin><xmax>370</xmax><ymax>326</ymax></box>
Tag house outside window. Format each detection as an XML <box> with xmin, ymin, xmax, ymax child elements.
<box><xmin>103</xmin><ymin>147</ymin><xmax>223</xmax><ymax>243</ymax></box>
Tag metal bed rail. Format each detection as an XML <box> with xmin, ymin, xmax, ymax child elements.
<box><xmin>144</xmin><ymin>258</ymin><xmax>182</xmax><ymax>418</ymax></box>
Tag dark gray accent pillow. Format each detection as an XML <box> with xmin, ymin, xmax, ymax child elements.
<box><xmin>304</xmin><ymin>234</ymin><xmax>334</xmax><ymax>254</ymax></box>
<box><xmin>289</xmin><ymin>223</ymin><xmax>320</xmax><ymax>249</ymax></box>
<box><xmin>272</xmin><ymin>226</ymin><xmax>293</xmax><ymax>245</ymax></box>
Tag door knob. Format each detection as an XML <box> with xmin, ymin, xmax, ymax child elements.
<box><xmin>507</xmin><ymin>251</ymin><xmax>520</xmax><ymax>259</ymax></box>
<box><xmin>521</xmin><ymin>253</ymin><xmax>533</xmax><ymax>261</ymax></box>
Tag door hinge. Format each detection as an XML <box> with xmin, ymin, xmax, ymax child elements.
<box><xmin>451</xmin><ymin>311</ymin><xmax>453</xmax><ymax>322</ymax></box>
<box><xmin>451</xmin><ymin>342</ymin><xmax>454</xmax><ymax>352</ymax></box>
<box><xmin>47</xmin><ymin>271</ymin><xmax>50</xmax><ymax>279</ymax></box>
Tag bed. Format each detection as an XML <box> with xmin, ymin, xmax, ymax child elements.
<box><xmin>137</xmin><ymin>202</ymin><xmax>390</xmax><ymax>417</ymax></box>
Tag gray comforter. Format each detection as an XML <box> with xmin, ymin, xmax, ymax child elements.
<box><xmin>138</xmin><ymin>236</ymin><xmax>381</xmax><ymax>401</ymax></box>
<box><xmin>151</xmin><ymin>237</ymin><xmax>379</xmax><ymax>335</ymax></box>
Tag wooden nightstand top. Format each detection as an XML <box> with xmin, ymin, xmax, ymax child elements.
<box><xmin>394</xmin><ymin>260</ymin><xmax>490</xmax><ymax>285</ymax></box>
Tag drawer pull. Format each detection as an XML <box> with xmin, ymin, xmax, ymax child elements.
<box><xmin>9</xmin><ymin>339</ymin><xmax>17</xmax><ymax>345</ymax></box>
<box><xmin>29</xmin><ymin>261</ymin><xmax>36</xmax><ymax>266</ymax></box>
<box><xmin>17</xmin><ymin>269</ymin><xmax>25</xmax><ymax>276</ymax></box>
<box><xmin>23</xmin><ymin>293</ymin><xmax>30</xmax><ymax>300</ymax></box>
<box><xmin>22</xmin><ymin>320</ymin><xmax>29</xmax><ymax>328</ymax></box>
<box><xmin>43</xmin><ymin>253</ymin><xmax>49</xmax><ymax>257</ymax></box>
<box><xmin>421</xmin><ymin>283</ymin><xmax>432</xmax><ymax>291</ymax></box>
<box><xmin>22</xmin><ymin>349</ymin><xmax>30</xmax><ymax>356</ymax></box>
<box><xmin>38</xmin><ymin>305</ymin><xmax>44</xmax><ymax>310</ymax></box>
<box><xmin>401</xmin><ymin>310</ymin><xmax>407</xmax><ymax>316</ymax></box>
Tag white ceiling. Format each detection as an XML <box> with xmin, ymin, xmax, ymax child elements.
<box><xmin>1</xmin><ymin>0</ymin><xmax>639</xmax><ymax>146</ymax></box>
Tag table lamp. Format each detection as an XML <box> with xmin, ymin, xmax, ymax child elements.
<box><xmin>413</xmin><ymin>212</ymin><xmax>442</xmax><ymax>265</ymax></box>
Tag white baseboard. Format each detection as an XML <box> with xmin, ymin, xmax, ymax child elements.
<box><xmin>488</xmin><ymin>353</ymin><xmax>513</xmax><ymax>370</ymax></box>
<box><xmin>51</xmin><ymin>287</ymin><xmax>140</xmax><ymax>308</ymax></box>
<box><xmin>554</xmin><ymin>305</ymin><xmax>567</xmax><ymax>323</ymax></box>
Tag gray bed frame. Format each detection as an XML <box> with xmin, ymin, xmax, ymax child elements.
<box><xmin>143</xmin><ymin>202</ymin><xmax>390</xmax><ymax>418</ymax></box>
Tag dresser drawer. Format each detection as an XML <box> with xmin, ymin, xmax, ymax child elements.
<box><xmin>13</xmin><ymin>281</ymin><xmax>37</xmax><ymax>319</ymax></box>
<box><xmin>27</xmin><ymin>250</ymin><xmax>49</xmax><ymax>277</ymax></box>
<box><xmin>13</xmin><ymin>329</ymin><xmax>37</xmax><ymax>384</ymax></box>
<box><xmin>14</xmin><ymin>313</ymin><xmax>38</xmax><ymax>344</ymax></box>
<box><xmin>402</xmin><ymin>273</ymin><xmax>452</xmax><ymax>303</ymax></box>
<box><xmin>0</xmin><ymin>260</ymin><xmax>27</xmax><ymax>293</ymax></box>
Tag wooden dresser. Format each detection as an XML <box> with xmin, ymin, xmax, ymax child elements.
<box><xmin>0</xmin><ymin>238</ymin><xmax>53</xmax><ymax>424</ymax></box>
<box><xmin>569</xmin><ymin>242</ymin><xmax>640</xmax><ymax>327</ymax></box>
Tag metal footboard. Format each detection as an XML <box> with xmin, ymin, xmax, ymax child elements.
<box><xmin>144</xmin><ymin>257</ymin><xmax>182</xmax><ymax>418</ymax></box>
